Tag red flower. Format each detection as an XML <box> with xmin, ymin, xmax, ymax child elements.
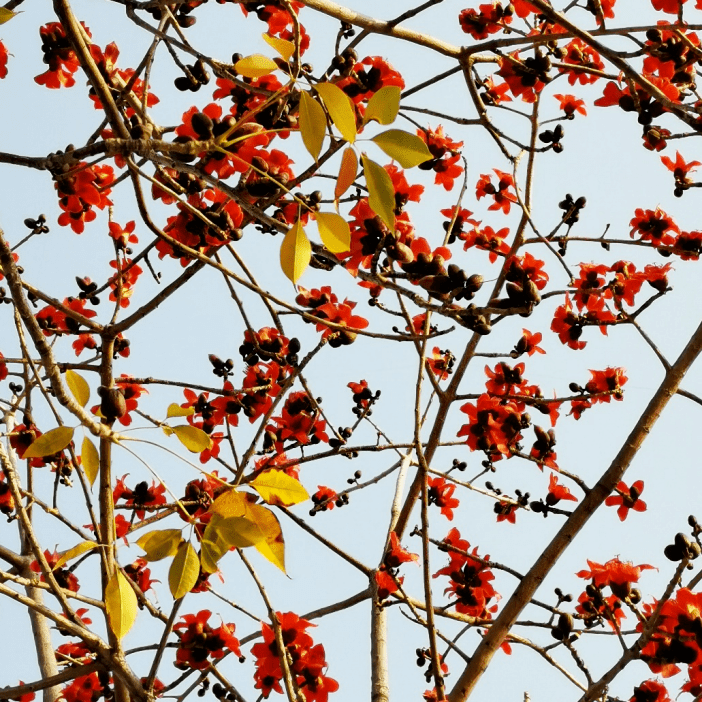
<box><xmin>433</xmin><ymin>528</ymin><xmax>499</xmax><ymax>617</ymax></box>
<box><xmin>651</xmin><ymin>0</ymin><xmax>686</xmax><ymax>13</ymax></box>
<box><xmin>547</xmin><ymin>473</ymin><xmax>577</xmax><ymax>504</ymax></box>
<box><xmin>551</xmin><ymin>294</ymin><xmax>586</xmax><ymax>350</ymax></box>
<box><xmin>427</xmin><ymin>476</ymin><xmax>460</xmax><ymax>520</ymax></box>
<box><xmin>418</xmin><ymin>126</ymin><xmax>464</xmax><ymax>191</ymax></box>
<box><xmin>514</xmin><ymin>329</ymin><xmax>545</xmax><ymax>357</ymax></box>
<box><xmin>559</xmin><ymin>39</ymin><xmax>604</xmax><ymax>85</ymax></box>
<box><xmin>113</xmin><ymin>475</ymin><xmax>167</xmax><ymax>520</ymax></box>
<box><xmin>459</xmin><ymin>3</ymin><xmax>512</xmax><ymax>40</ymax></box>
<box><xmin>0</xmin><ymin>351</ymin><xmax>7</xmax><ymax>381</ymax></box>
<box><xmin>605</xmin><ymin>480</ymin><xmax>646</xmax><ymax>521</ymax></box>
<box><xmin>174</xmin><ymin>610</ymin><xmax>241</xmax><ymax>670</ymax></box>
<box><xmin>312</xmin><ymin>486</ymin><xmax>338</xmax><ymax>512</ymax></box>
<box><xmin>108</xmin><ymin>221</ymin><xmax>139</xmax><ymax>250</ymax></box>
<box><xmin>55</xmin><ymin>163</ymin><xmax>114</xmax><ymax>234</ymax></box>
<box><xmin>497</xmin><ymin>51</ymin><xmax>547</xmax><ymax>102</ymax></box>
<box><xmin>661</xmin><ymin>151</ymin><xmax>701</xmax><ymax>195</ymax></box>
<box><xmin>251</xmin><ymin>612</ymin><xmax>338</xmax><ymax>701</ymax></box>
<box><xmin>313</xmin><ymin>299</ymin><xmax>369</xmax><ymax>345</ymax></box>
<box><xmin>630</xmin><ymin>680</ymin><xmax>671</xmax><ymax>702</ymax></box>
<box><xmin>30</xmin><ymin>549</ymin><xmax>80</xmax><ymax>592</ymax></box>
<box><xmin>495</xmin><ymin>500</ymin><xmax>518</xmax><ymax>524</ymax></box>
<box><xmin>458</xmin><ymin>394</ymin><xmax>523</xmax><ymax>460</ymax></box>
<box><xmin>335</xmin><ymin>55</ymin><xmax>404</xmax><ymax>105</ymax></box>
<box><xmin>462</xmin><ymin>225</ymin><xmax>511</xmax><ymax>262</ymax></box>
<box><xmin>630</xmin><ymin>207</ymin><xmax>679</xmax><ymax>246</ymax></box>
<box><xmin>577</xmin><ymin>557</ymin><xmax>654</xmax><ymax>590</ymax></box>
<box><xmin>475</xmin><ymin>170</ymin><xmax>518</xmax><ymax>214</ymax></box>
<box><xmin>34</xmin><ymin>22</ymin><xmax>87</xmax><ymax>89</ymax></box>
<box><xmin>485</xmin><ymin>361</ymin><xmax>526</xmax><ymax>396</ymax></box>
<box><xmin>0</xmin><ymin>41</ymin><xmax>8</xmax><ymax>79</ymax></box>
<box><xmin>585</xmin><ymin>367</ymin><xmax>628</xmax><ymax>403</ymax></box>
<box><xmin>384</xmin><ymin>532</ymin><xmax>419</xmax><ymax>568</ymax></box>
<box><xmin>124</xmin><ymin>558</ymin><xmax>157</xmax><ymax>593</ymax></box>
<box><xmin>554</xmin><ymin>93</ymin><xmax>587</xmax><ymax>117</ymax></box>
<box><xmin>427</xmin><ymin>347</ymin><xmax>454</xmax><ymax>381</ymax></box>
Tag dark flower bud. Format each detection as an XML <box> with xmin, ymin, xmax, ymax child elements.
<box><xmin>99</xmin><ymin>386</ymin><xmax>127</xmax><ymax>422</ymax></box>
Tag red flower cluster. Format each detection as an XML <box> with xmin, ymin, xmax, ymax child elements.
<box><xmin>59</xmin><ymin>672</ymin><xmax>109</xmax><ymax>702</ymax></box>
<box><xmin>108</xmin><ymin>257</ymin><xmax>143</xmax><ymax>308</ymax></box>
<box><xmin>458</xmin><ymin>393</ymin><xmax>524</xmax><ymax>462</ymax></box>
<box><xmin>417</xmin><ymin>126</ymin><xmax>464</xmax><ymax>191</ymax></box>
<box><xmin>334</xmin><ymin>55</ymin><xmax>404</xmax><ymax>105</ymax></box>
<box><xmin>174</xmin><ymin>609</ymin><xmax>241</xmax><ymax>670</ymax></box>
<box><xmin>156</xmin><ymin>189</ymin><xmax>244</xmax><ymax>265</ymax></box>
<box><xmin>641</xmin><ymin>588</ymin><xmax>702</xmax><ymax>678</ymax></box>
<box><xmin>251</xmin><ymin>612</ymin><xmax>339</xmax><ymax>701</ymax></box>
<box><xmin>433</xmin><ymin>528</ymin><xmax>499</xmax><ymax>617</ymax></box>
<box><xmin>296</xmin><ymin>287</ymin><xmax>369</xmax><ymax>347</ymax></box>
<box><xmin>267</xmin><ymin>391</ymin><xmax>329</xmax><ymax>452</ymax></box>
<box><xmin>576</xmin><ymin>557</ymin><xmax>654</xmax><ymax>628</ymax></box>
<box><xmin>55</xmin><ymin>162</ymin><xmax>114</xmax><ymax>234</ymax></box>
<box><xmin>459</xmin><ymin>2</ymin><xmax>513</xmax><ymax>41</ymax></box>
<box><xmin>34</xmin><ymin>22</ymin><xmax>86</xmax><ymax>88</ymax></box>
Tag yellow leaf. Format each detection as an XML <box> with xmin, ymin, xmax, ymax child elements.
<box><xmin>299</xmin><ymin>91</ymin><xmax>327</xmax><ymax>161</ymax></box>
<box><xmin>218</xmin><ymin>515</ymin><xmax>265</xmax><ymax>548</ymax></box>
<box><xmin>262</xmin><ymin>33</ymin><xmax>294</xmax><ymax>62</ymax></box>
<box><xmin>24</xmin><ymin>427</ymin><xmax>74</xmax><ymax>458</ymax></box>
<box><xmin>371</xmin><ymin>129</ymin><xmax>433</xmax><ymax>169</ymax></box>
<box><xmin>167</xmin><ymin>403</ymin><xmax>194</xmax><ymax>418</ymax></box>
<box><xmin>235</xmin><ymin>54</ymin><xmax>278</xmax><ymax>78</ymax></box>
<box><xmin>334</xmin><ymin>147</ymin><xmax>358</xmax><ymax>203</ymax></box>
<box><xmin>81</xmin><ymin>436</ymin><xmax>99</xmax><ymax>488</ymax></box>
<box><xmin>251</xmin><ymin>471</ymin><xmax>309</xmax><ymax>506</ymax></box>
<box><xmin>65</xmin><ymin>370</ymin><xmax>90</xmax><ymax>407</ymax></box>
<box><xmin>363</xmin><ymin>86</ymin><xmax>401</xmax><ymax>126</ymax></box>
<box><xmin>0</xmin><ymin>8</ymin><xmax>17</xmax><ymax>24</ymax></box>
<box><xmin>316</xmin><ymin>212</ymin><xmax>350</xmax><ymax>254</ymax></box>
<box><xmin>136</xmin><ymin>529</ymin><xmax>182</xmax><ymax>562</ymax></box>
<box><xmin>200</xmin><ymin>517</ymin><xmax>231</xmax><ymax>573</ymax></box>
<box><xmin>246</xmin><ymin>503</ymin><xmax>286</xmax><ymax>572</ymax></box>
<box><xmin>280</xmin><ymin>219</ymin><xmax>311</xmax><ymax>285</ymax></box>
<box><xmin>210</xmin><ymin>488</ymin><xmax>248</xmax><ymax>518</ymax></box>
<box><xmin>315</xmin><ymin>82</ymin><xmax>357</xmax><ymax>144</ymax></box>
<box><xmin>172</xmin><ymin>425</ymin><xmax>212</xmax><ymax>453</ymax></box>
<box><xmin>362</xmin><ymin>155</ymin><xmax>395</xmax><ymax>232</ymax></box>
<box><xmin>105</xmin><ymin>570</ymin><xmax>137</xmax><ymax>640</ymax></box>
<box><xmin>53</xmin><ymin>541</ymin><xmax>98</xmax><ymax>570</ymax></box>
<box><xmin>169</xmin><ymin>540</ymin><xmax>200</xmax><ymax>599</ymax></box>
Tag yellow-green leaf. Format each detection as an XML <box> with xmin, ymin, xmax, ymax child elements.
<box><xmin>65</xmin><ymin>370</ymin><xmax>90</xmax><ymax>407</ymax></box>
<box><xmin>315</xmin><ymin>82</ymin><xmax>357</xmax><ymax>144</ymax></box>
<box><xmin>362</xmin><ymin>155</ymin><xmax>395</xmax><ymax>232</ymax></box>
<box><xmin>334</xmin><ymin>147</ymin><xmax>358</xmax><ymax>203</ymax></box>
<box><xmin>363</xmin><ymin>86</ymin><xmax>401</xmax><ymax>126</ymax></box>
<box><xmin>262</xmin><ymin>33</ymin><xmax>294</xmax><ymax>62</ymax></box>
<box><xmin>246</xmin><ymin>503</ymin><xmax>286</xmax><ymax>572</ymax></box>
<box><xmin>169</xmin><ymin>540</ymin><xmax>200</xmax><ymax>599</ymax></box>
<box><xmin>299</xmin><ymin>91</ymin><xmax>327</xmax><ymax>161</ymax></box>
<box><xmin>280</xmin><ymin>219</ymin><xmax>311</xmax><ymax>285</ymax></box>
<box><xmin>218</xmin><ymin>515</ymin><xmax>265</xmax><ymax>548</ymax></box>
<box><xmin>136</xmin><ymin>529</ymin><xmax>182</xmax><ymax>562</ymax></box>
<box><xmin>24</xmin><ymin>426</ymin><xmax>74</xmax><ymax>458</ymax></box>
<box><xmin>105</xmin><ymin>570</ymin><xmax>137</xmax><ymax>640</ymax></box>
<box><xmin>251</xmin><ymin>471</ymin><xmax>309</xmax><ymax>506</ymax></box>
<box><xmin>0</xmin><ymin>8</ymin><xmax>17</xmax><ymax>24</ymax></box>
<box><xmin>371</xmin><ymin>129</ymin><xmax>433</xmax><ymax>169</ymax></box>
<box><xmin>316</xmin><ymin>212</ymin><xmax>350</xmax><ymax>254</ymax></box>
<box><xmin>53</xmin><ymin>541</ymin><xmax>98</xmax><ymax>570</ymax></box>
<box><xmin>172</xmin><ymin>425</ymin><xmax>212</xmax><ymax>453</ymax></box>
<box><xmin>210</xmin><ymin>488</ymin><xmax>248</xmax><ymax>518</ymax></box>
<box><xmin>81</xmin><ymin>436</ymin><xmax>99</xmax><ymax>488</ymax></box>
<box><xmin>235</xmin><ymin>54</ymin><xmax>278</xmax><ymax>78</ymax></box>
<box><xmin>167</xmin><ymin>403</ymin><xmax>194</xmax><ymax>418</ymax></box>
